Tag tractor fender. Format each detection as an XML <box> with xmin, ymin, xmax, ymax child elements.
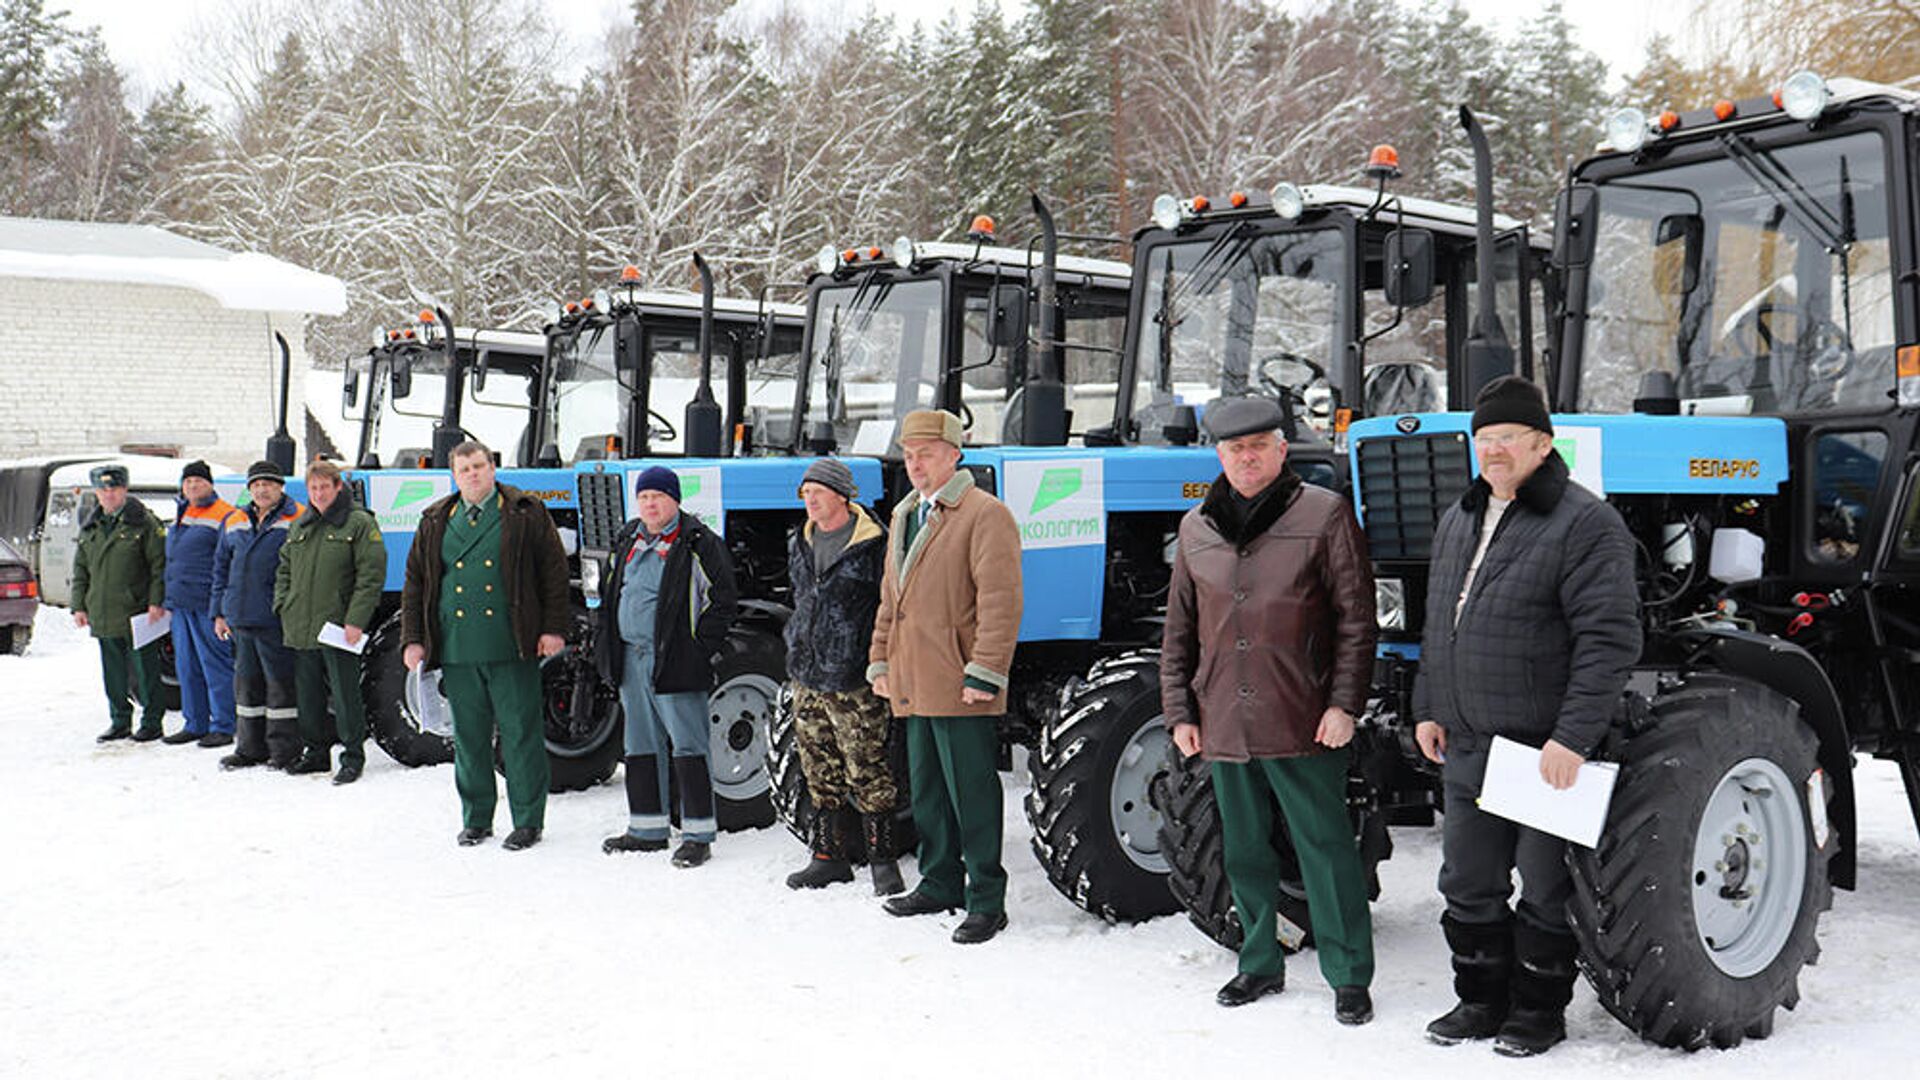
<box><xmin>1674</xmin><ymin>624</ymin><xmax>1857</xmax><ymax>889</ymax></box>
<box><xmin>735</xmin><ymin>598</ymin><xmax>792</xmax><ymax>632</ymax></box>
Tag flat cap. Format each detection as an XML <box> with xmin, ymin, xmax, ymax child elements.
<box><xmin>1202</xmin><ymin>395</ymin><xmax>1286</xmax><ymax>441</ymax></box>
<box><xmin>89</xmin><ymin>464</ymin><xmax>129</xmax><ymax>488</ymax></box>
<box><xmin>898</xmin><ymin>409</ymin><xmax>963</xmax><ymax>449</ymax></box>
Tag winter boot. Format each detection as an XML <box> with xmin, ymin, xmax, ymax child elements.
<box><xmin>864</xmin><ymin>808</ymin><xmax>908</xmax><ymax>896</ymax></box>
<box><xmin>1426</xmin><ymin>914</ymin><xmax>1514</xmax><ymax>1045</ymax></box>
<box><xmin>787</xmin><ymin>808</ymin><xmax>855</xmax><ymax>889</ymax></box>
<box><xmin>1494</xmin><ymin>922</ymin><xmax>1579</xmax><ymax>1057</ymax></box>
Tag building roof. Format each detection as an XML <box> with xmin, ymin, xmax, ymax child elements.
<box><xmin>0</xmin><ymin>217</ymin><xmax>347</xmax><ymax>316</ymax></box>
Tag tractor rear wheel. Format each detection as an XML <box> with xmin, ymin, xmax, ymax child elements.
<box><xmin>1568</xmin><ymin>674</ymin><xmax>1832</xmax><ymax>1050</ymax></box>
<box><xmin>1155</xmin><ymin>739</ymin><xmax>1385</xmax><ymax>952</ymax></box>
<box><xmin>1026</xmin><ymin>650</ymin><xmax>1180</xmax><ymax>922</ymax></box>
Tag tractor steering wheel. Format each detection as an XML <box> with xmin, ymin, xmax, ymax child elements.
<box><xmin>1255</xmin><ymin>351</ymin><xmax>1330</xmax><ymax>413</ymax></box>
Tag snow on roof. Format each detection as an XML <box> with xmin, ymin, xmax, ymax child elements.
<box><xmin>0</xmin><ymin>217</ymin><xmax>347</xmax><ymax>316</ymax></box>
<box><xmin>905</xmin><ymin>241</ymin><xmax>1132</xmax><ymax>283</ymax></box>
<box><xmin>1292</xmin><ymin>185</ymin><xmax>1522</xmax><ymax>234</ymax></box>
<box><xmin>45</xmin><ymin>454</ymin><xmax>240</xmax><ymax>491</ymax></box>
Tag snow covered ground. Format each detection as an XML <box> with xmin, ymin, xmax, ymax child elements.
<box><xmin>5</xmin><ymin>603</ymin><xmax>1918</xmax><ymax>1079</ymax></box>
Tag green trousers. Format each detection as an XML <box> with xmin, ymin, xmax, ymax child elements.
<box><xmin>1212</xmin><ymin>749</ymin><xmax>1374</xmax><ymax>988</ymax></box>
<box><xmin>906</xmin><ymin>715</ymin><xmax>1006</xmax><ymax>914</ymax></box>
<box><xmin>97</xmin><ymin>636</ymin><xmax>166</xmax><ymax>732</ymax></box>
<box><xmin>441</xmin><ymin>660</ymin><xmax>548</xmax><ymax>831</ymax></box>
<box><xmin>294</xmin><ymin>647</ymin><xmax>368</xmax><ymax>766</ymax></box>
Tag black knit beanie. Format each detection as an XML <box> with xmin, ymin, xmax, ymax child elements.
<box><xmin>1470</xmin><ymin>375</ymin><xmax>1552</xmax><ymax>434</ymax></box>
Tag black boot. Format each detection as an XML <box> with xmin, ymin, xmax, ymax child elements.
<box><xmin>671</xmin><ymin>840</ymin><xmax>710</xmax><ymax>868</ymax></box>
<box><xmin>1494</xmin><ymin>923</ymin><xmax>1578</xmax><ymax>1057</ymax></box>
<box><xmin>287</xmin><ymin>748</ymin><xmax>330</xmax><ymax>774</ymax></box>
<box><xmin>787</xmin><ymin>809</ymin><xmax>855</xmax><ymax>889</ymax></box>
<box><xmin>96</xmin><ymin>725</ymin><xmax>132</xmax><ymax>742</ymax></box>
<box><xmin>863</xmin><ymin>809</ymin><xmax>908</xmax><ymax>896</ymax></box>
<box><xmin>1426</xmin><ymin>914</ymin><xmax>1513</xmax><ymax>1045</ymax></box>
<box><xmin>162</xmin><ymin>729</ymin><xmax>200</xmax><ymax>745</ymax></box>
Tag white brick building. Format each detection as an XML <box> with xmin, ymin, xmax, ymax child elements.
<box><xmin>0</xmin><ymin>218</ymin><xmax>346</xmax><ymax>468</ymax></box>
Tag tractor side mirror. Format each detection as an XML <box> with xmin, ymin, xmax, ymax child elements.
<box><xmin>986</xmin><ymin>284</ymin><xmax>1028</xmax><ymax>349</ymax></box>
<box><xmin>390</xmin><ymin>350</ymin><xmax>414</xmax><ymax>400</ymax></box>
<box><xmin>1553</xmin><ymin>183</ymin><xmax>1599</xmax><ymax>270</ymax></box>
<box><xmin>471</xmin><ymin>348</ymin><xmax>490</xmax><ymax>394</ymax></box>
<box><xmin>343</xmin><ymin>363</ymin><xmax>360</xmax><ymax>410</ymax></box>
<box><xmin>1653</xmin><ymin>213</ymin><xmax>1704</xmax><ymax>296</ymax></box>
<box><xmin>1383</xmin><ymin>228</ymin><xmax>1436</xmax><ymax>308</ymax></box>
<box><xmin>614</xmin><ymin>317</ymin><xmax>643</xmax><ymax>373</ymax></box>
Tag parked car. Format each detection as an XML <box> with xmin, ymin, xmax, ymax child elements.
<box><xmin>0</xmin><ymin>536</ymin><xmax>36</xmax><ymax>655</ymax></box>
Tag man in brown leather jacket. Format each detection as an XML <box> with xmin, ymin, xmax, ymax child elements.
<box><xmin>1161</xmin><ymin>395</ymin><xmax>1378</xmax><ymax>1022</ymax></box>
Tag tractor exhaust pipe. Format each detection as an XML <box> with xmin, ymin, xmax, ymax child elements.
<box><xmin>685</xmin><ymin>253</ymin><xmax>724</xmax><ymax>457</ymax></box>
<box><xmin>427</xmin><ymin>304</ymin><xmax>464</xmax><ymax>468</ymax></box>
<box><xmin>1459</xmin><ymin>106</ymin><xmax>1514</xmax><ymax>401</ymax></box>
<box><xmin>1022</xmin><ymin>193</ymin><xmax>1068</xmax><ymax>446</ymax></box>
<box><xmin>266</xmin><ymin>332</ymin><xmax>296</xmax><ymax>473</ymax></box>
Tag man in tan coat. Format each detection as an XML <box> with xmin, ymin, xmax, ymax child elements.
<box><xmin>867</xmin><ymin>409</ymin><xmax>1022</xmax><ymax>944</ymax></box>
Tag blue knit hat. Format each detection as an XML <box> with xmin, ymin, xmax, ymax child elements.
<box><xmin>633</xmin><ymin>465</ymin><xmax>681</xmax><ymax>503</ymax></box>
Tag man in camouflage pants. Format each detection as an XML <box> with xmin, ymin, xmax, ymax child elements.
<box><xmin>784</xmin><ymin>458</ymin><xmax>909</xmax><ymax>895</ymax></box>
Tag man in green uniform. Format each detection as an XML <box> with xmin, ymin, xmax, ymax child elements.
<box><xmin>1161</xmin><ymin>396</ymin><xmax>1379</xmax><ymax>1023</ymax></box>
<box><xmin>275</xmin><ymin>459</ymin><xmax>386</xmax><ymax>784</ymax></box>
<box><xmin>72</xmin><ymin>464</ymin><xmax>169</xmax><ymax>742</ymax></box>
<box><xmin>402</xmin><ymin>441</ymin><xmax>569</xmax><ymax>851</ymax></box>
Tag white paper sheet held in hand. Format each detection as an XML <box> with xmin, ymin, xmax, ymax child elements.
<box><xmin>1475</xmin><ymin>735</ymin><xmax>1619</xmax><ymax>848</ymax></box>
<box><xmin>318</xmin><ymin>622</ymin><xmax>368</xmax><ymax>655</ymax></box>
<box><xmin>131</xmin><ymin>609</ymin><xmax>172</xmax><ymax>649</ymax></box>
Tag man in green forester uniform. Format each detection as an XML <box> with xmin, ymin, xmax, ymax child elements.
<box><xmin>72</xmin><ymin>464</ymin><xmax>170</xmax><ymax>742</ymax></box>
<box><xmin>402</xmin><ymin>440</ymin><xmax>569</xmax><ymax>851</ymax></box>
<box><xmin>275</xmin><ymin>458</ymin><xmax>386</xmax><ymax>784</ymax></box>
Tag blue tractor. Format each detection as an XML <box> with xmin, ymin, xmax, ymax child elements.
<box><xmin>312</xmin><ymin>274</ymin><xmax>851</xmax><ymax>832</ymax></box>
<box><xmin>1305</xmin><ymin>79</ymin><xmax>1915</xmax><ymax>1048</ymax></box>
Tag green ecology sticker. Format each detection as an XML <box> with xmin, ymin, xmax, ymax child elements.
<box><xmin>1552</xmin><ymin>437</ymin><xmax>1576</xmax><ymax>469</ymax></box>
<box><xmin>1029</xmin><ymin>467</ymin><xmax>1083</xmax><ymax>514</ymax></box>
<box><xmin>680</xmin><ymin>476</ymin><xmax>703</xmax><ymax>499</ymax></box>
<box><xmin>392</xmin><ymin>480</ymin><xmax>440</xmax><ymax>508</ymax></box>
<box><xmin>1009</xmin><ymin>457</ymin><xmax>1104</xmax><ymax>550</ymax></box>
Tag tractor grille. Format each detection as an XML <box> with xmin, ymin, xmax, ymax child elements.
<box><xmin>1356</xmin><ymin>432</ymin><xmax>1472</xmax><ymax>560</ymax></box>
<box><xmin>577</xmin><ymin>470</ymin><xmax>627</xmax><ymax>552</ymax></box>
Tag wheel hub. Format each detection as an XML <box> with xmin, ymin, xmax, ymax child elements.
<box><xmin>1109</xmin><ymin>715</ymin><xmax>1172</xmax><ymax>872</ymax></box>
<box><xmin>1689</xmin><ymin>756</ymin><xmax>1809</xmax><ymax>978</ymax></box>
<box><xmin>708</xmin><ymin>673</ymin><xmax>776</xmax><ymax>800</ymax></box>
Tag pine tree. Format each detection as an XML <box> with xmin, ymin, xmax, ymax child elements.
<box><xmin>0</xmin><ymin>0</ymin><xmax>70</xmax><ymax>211</ymax></box>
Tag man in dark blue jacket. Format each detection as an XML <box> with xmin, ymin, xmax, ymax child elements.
<box><xmin>1412</xmin><ymin>376</ymin><xmax>1641</xmax><ymax>1057</ymax></box>
<box><xmin>781</xmin><ymin>458</ymin><xmax>907</xmax><ymax>895</ymax></box>
<box><xmin>210</xmin><ymin>461</ymin><xmax>305</xmax><ymax>769</ymax></box>
<box><xmin>162</xmin><ymin>460</ymin><xmax>237</xmax><ymax>748</ymax></box>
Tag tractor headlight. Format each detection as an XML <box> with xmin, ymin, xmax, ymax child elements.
<box><xmin>891</xmin><ymin>235</ymin><xmax>916</xmax><ymax>269</ymax></box>
<box><xmin>1375</xmin><ymin>577</ymin><xmax>1406</xmax><ymax>630</ymax></box>
<box><xmin>580</xmin><ymin>554</ymin><xmax>602</xmax><ymax>602</ymax></box>
<box><xmin>1151</xmin><ymin>193</ymin><xmax>1181</xmax><ymax>231</ymax></box>
<box><xmin>1605</xmin><ymin>107</ymin><xmax>1648</xmax><ymax>153</ymax></box>
<box><xmin>814</xmin><ymin>244</ymin><xmax>838</xmax><ymax>275</ymax></box>
<box><xmin>1780</xmin><ymin>70</ymin><xmax>1828</xmax><ymax>121</ymax></box>
<box><xmin>1271</xmin><ymin>182</ymin><xmax>1304</xmax><ymax>221</ymax></box>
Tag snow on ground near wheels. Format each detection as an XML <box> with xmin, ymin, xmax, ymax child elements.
<box><xmin>4</xmin><ymin>603</ymin><xmax>1917</xmax><ymax>1078</ymax></box>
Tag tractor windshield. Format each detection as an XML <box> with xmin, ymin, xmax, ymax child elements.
<box><xmin>800</xmin><ymin>276</ymin><xmax>943</xmax><ymax>452</ymax></box>
<box><xmin>1577</xmin><ymin>129</ymin><xmax>1894</xmax><ymax>415</ymax></box>
<box><xmin>1128</xmin><ymin>228</ymin><xmax>1345</xmax><ymax>442</ymax></box>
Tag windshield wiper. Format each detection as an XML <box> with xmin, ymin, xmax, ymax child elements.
<box><xmin>1720</xmin><ymin>132</ymin><xmax>1851</xmax><ymax>252</ymax></box>
<box><xmin>1153</xmin><ymin>249</ymin><xmax>1180</xmax><ymax>396</ymax></box>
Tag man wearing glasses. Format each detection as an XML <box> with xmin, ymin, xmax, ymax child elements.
<box><xmin>1412</xmin><ymin>376</ymin><xmax>1640</xmax><ymax>1057</ymax></box>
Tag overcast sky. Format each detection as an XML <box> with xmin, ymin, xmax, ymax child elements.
<box><xmin>57</xmin><ymin>0</ymin><xmax>1671</xmax><ymax>103</ymax></box>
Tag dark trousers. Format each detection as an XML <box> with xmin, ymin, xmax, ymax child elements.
<box><xmin>232</xmin><ymin>626</ymin><xmax>299</xmax><ymax>764</ymax></box>
<box><xmin>1438</xmin><ymin>743</ymin><xmax>1574</xmax><ymax>933</ymax></box>
<box><xmin>906</xmin><ymin>715</ymin><xmax>1006</xmax><ymax>915</ymax></box>
<box><xmin>1213</xmin><ymin>749</ymin><xmax>1374</xmax><ymax>987</ymax></box>
<box><xmin>294</xmin><ymin>646</ymin><xmax>368</xmax><ymax>767</ymax></box>
<box><xmin>441</xmin><ymin>660</ymin><xmax>548</xmax><ymax>831</ymax></box>
<box><xmin>97</xmin><ymin>636</ymin><xmax>166</xmax><ymax>732</ymax></box>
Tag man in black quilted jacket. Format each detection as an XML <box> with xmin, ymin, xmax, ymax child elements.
<box><xmin>1412</xmin><ymin>375</ymin><xmax>1641</xmax><ymax>1058</ymax></box>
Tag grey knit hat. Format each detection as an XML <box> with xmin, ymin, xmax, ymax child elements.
<box><xmin>799</xmin><ymin>457</ymin><xmax>858</xmax><ymax>501</ymax></box>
